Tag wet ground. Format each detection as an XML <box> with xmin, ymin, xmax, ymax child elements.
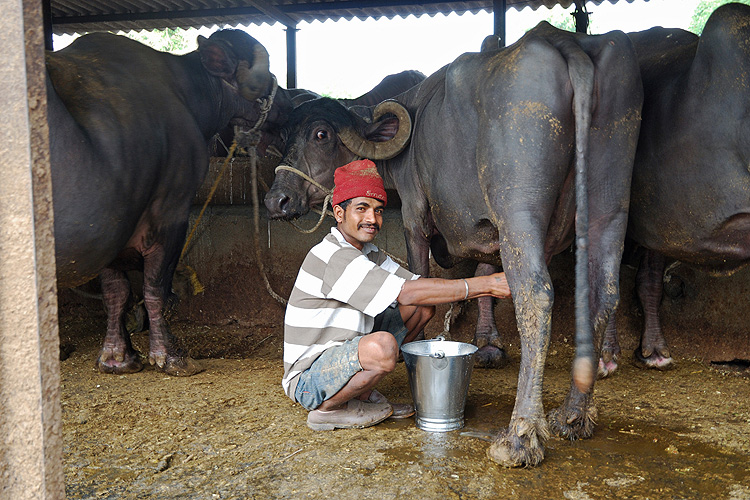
<box><xmin>59</xmin><ymin>293</ymin><xmax>750</xmax><ymax>500</ymax></box>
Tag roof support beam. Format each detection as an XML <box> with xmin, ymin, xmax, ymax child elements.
<box><xmin>42</xmin><ymin>0</ymin><xmax>53</xmax><ymax>50</ymax></box>
<box><xmin>246</xmin><ymin>0</ymin><xmax>299</xmax><ymax>89</ymax></box>
<box><xmin>286</xmin><ymin>26</ymin><xmax>298</xmax><ymax>89</ymax></box>
<box><xmin>573</xmin><ymin>1</ymin><xmax>591</xmax><ymax>33</ymax></box>
<box><xmin>493</xmin><ymin>0</ymin><xmax>507</xmax><ymax>46</ymax></box>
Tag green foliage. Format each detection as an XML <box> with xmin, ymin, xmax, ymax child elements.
<box><xmin>545</xmin><ymin>7</ymin><xmax>577</xmax><ymax>32</ymax></box>
<box><xmin>689</xmin><ymin>0</ymin><xmax>750</xmax><ymax>34</ymax></box>
<box><xmin>125</xmin><ymin>27</ymin><xmax>190</xmax><ymax>53</ymax></box>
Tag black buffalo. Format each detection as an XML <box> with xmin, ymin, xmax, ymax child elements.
<box><xmin>601</xmin><ymin>3</ymin><xmax>750</xmax><ymax>375</ymax></box>
<box><xmin>212</xmin><ymin>70</ymin><xmax>426</xmax><ymax>156</ymax></box>
<box><xmin>48</xmin><ymin>30</ymin><xmax>290</xmax><ymax>376</ymax></box>
<box><xmin>265</xmin><ymin>22</ymin><xmax>643</xmax><ymax>467</ymax></box>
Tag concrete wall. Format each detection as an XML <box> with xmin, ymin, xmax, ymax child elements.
<box><xmin>0</xmin><ymin>1</ymin><xmax>64</xmax><ymax>498</ymax></box>
<box><xmin>180</xmin><ymin>156</ymin><xmax>750</xmax><ymax>362</ymax></box>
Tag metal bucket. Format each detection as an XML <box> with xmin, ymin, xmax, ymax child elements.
<box><xmin>401</xmin><ymin>336</ymin><xmax>478</xmax><ymax>432</ymax></box>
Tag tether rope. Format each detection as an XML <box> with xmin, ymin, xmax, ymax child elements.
<box><xmin>179</xmin><ymin>76</ymin><xmax>278</xmax><ymax>296</ymax></box>
<box><xmin>270</xmin><ymin>164</ymin><xmax>408</xmax><ymax>268</ymax></box>
<box><xmin>273</xmin><ymin>164</ymin><xmax>334</xmax><ymax>234</ymax></box>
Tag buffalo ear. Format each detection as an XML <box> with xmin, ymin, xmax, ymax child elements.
<box><xmin>198</xmin><ymin>36</ymin><xmax>238</xmax><ymax>79</ymax></box>
<box><xmin>365</xmin><ymin>115</ymin><xmax>400</xmax><ymax>143</ymax></box>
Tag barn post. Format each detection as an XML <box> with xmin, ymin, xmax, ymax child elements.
<box><xmin>42</xmin><ymin>0</ymin><xmax>53</xmax><ymax>50</ymax></box>
<box><xmin>0</xmin><ymin>0</ymin><xmax>64</xmax><ymax>498</ymax></box>
<box><xmin>286</xmin><ymin>25</ymin><xmax>298</xmax><ymax>89</ymax></box>
<box><xmin>574</xmin><ymin>0</ymin><xmax>591</xmax><ymax>33</ymax></box>
<box><xmin>493</xmin><ymin>0</ymin><xmax>507</xmax><ymax>46</ymax></box>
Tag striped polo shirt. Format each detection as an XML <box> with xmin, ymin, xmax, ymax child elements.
<box><xmin>282</xmin><ymin>227</ymin><xmax>418</xmax><ymax>400</ymax></box>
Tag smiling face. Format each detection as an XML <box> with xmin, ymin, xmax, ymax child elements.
<box><xmin>334</xmin><ymin>197</ymin><xmax>385</xmax><ymax>250</ymax></box>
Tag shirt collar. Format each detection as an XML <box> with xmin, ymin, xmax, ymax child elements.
<box><xmin>330</xmin><ymin>227</ymin><xmax>377</xmax><ymax>255</ymax></box>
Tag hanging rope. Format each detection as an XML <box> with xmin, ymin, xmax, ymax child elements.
<box><xmin>178</xmin><ymin>140</ymin><xmax>239</xmax><ymax>295</ymax></box>
<box><xmin>181</xmin><ymin>140</ymin><xmax>238</xmax><ymax>263</ymax></box>
<box><xmin>272</xmin><ymin>163</ymin><xmax>409</xmax><ymax>267</ymax></box>
<box><xmin>251</xmin><ymin>149</ymin><xmax>288</xmax><ymax>305</ymax></box>
<box><xmin>179</xmin><ymin>76</ymin><xmax>279</xmax><ymax>296</ymax></box>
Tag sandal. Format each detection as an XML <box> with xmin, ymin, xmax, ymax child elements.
<box><xmin>307</xmin><ymin>399</ymin><xmax>392</xmax><ymax>431</ymax></box>
<box><xmin>367</xmin><ymin>389</ymin><xmax>415</xmax><ymax>419</ymax></box>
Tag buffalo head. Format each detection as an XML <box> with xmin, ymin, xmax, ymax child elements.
<box><xmin>199</xmin><ymin>30</ymin><xmax>272</xmax><ymax>101</ymax></box>
<box><xmin>264</xmin><ymin>97</ymin><xmax>412</xmax><ymax>219</ymax></box>
<box><xmin>198</xmin><ymin>29</ymin><xmax>294</xmax><ymax>154</ymax></box>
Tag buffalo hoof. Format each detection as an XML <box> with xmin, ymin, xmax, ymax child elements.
<box><xmin>598</xmin><ymin>347</ymin><xmax>619</xmax><ymax>378</ymax></box>
<box><xmin>633</xmin><ymin>348</ymin><xmax>673</xmax><ymax>370</ymax></box>
<box><xmin>597</xmin><ymin>356</ymin><xmax>619</xmax><ymax>379</ymax></box>
<box><xmin>547</xmin><ymin>402</ymin><xmax>597</xmax><ymax>441</ymax></box>
<box><xmin>474</xmin><ymin>345</ymin><xmax>509</xmax><ymax>369</ymax></box>
<box><xmin>97</xmin><ymin>349</ymin><xmax>144</xmax><ymax>374</ymax></box>
<box><xmin>151</xmin><ymin>354</ymin><xmax>204</xmax><ymax>377</ymax></box>
<box><xmin>486</xmin><ymin>420</ymin><xmax>548</xmax><ymax>467</ymax></box>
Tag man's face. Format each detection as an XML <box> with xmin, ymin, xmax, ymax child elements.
<box><xmin>334</xmin><ymin>197</ymin><xmax>385</xmax><ymax>250</ymax></box>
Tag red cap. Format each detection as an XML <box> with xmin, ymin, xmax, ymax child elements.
<box><xmin>332</xmin><ymin>159</ymin><xmax>387</xmax><ymax>207</ymax></box>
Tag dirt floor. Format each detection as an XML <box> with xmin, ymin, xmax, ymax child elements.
<box><xmin>58</xmin><ymin>256</ymin><xmax>750</xmax><ymax>500</ymax></box>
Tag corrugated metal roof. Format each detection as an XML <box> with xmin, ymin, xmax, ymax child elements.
<box><xmin>49</xmin><ymin>0</ymin><xmax>648</xmax><ymax>36</ymax></box>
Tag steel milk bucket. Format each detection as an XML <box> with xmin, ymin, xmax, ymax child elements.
<box><xmin>400</xmin><ymin>337</ymin><xmax>478</xmax><ymax>432</ymax></box>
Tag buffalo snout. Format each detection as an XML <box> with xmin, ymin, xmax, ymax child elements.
<box><xmin>264</xmin><ymin>188</ymin><xmax>306</xmax><ymax>219</ymax></box>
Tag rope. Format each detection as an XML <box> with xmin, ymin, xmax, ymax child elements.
<box><xmin>251</xmin><ymin>149</ymin><xmax>288</xmax><ymax>305</ymax></box>
<box><xmin>273</xmin><ymin>163</ymin><xmax>408</xmax><ymax>266</ymax></box>
<box><xmin>265</xmin><ymin>160</ymin><xmax>410</xmax><ymax>305</ymax></box>
<box><xmin>274</xmin><ymin>164</ymin><xmax>332</xmax><ymax>193</ymax></box>
<box><xmin>237</xmin><ymin>75</ymin><xmax>288</xmax><ymax>305</ymax></box>
<box><xmin>181</xmin><ymin>141</ymin><xmax>238</xmax><ymax>262</ymax></box>
<box><xmin>179</xmin><ymin>76</ymin><xmax>279</xmax><ymax>296</ymax></box>
<box><xmin>273</xmin><ymin>164</ymin><xmax>334</xmax><ymax>233</ymax></box>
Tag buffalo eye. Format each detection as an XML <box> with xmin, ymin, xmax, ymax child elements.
<box><xmin>315</xmin><ymin>129</ymin><xmax>328</xmax><ymax>141</ymax></box>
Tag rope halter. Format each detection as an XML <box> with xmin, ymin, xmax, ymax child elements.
<box><xmin>273</xmin><ymin>164</ymin><xmax>334</xmax><ymax>234</ymax></box>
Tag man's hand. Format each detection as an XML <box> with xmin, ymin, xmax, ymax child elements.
<box><xmin>487</xmin><ymin>272</ymin><xmax>511</xmax><ymax>299</ymax></box>
<box><xmin>398</xmin><ymin>271</ymin><xmax>511</xmax><ymax>306</ymax></box>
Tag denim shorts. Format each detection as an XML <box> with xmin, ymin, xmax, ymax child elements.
<box><xmin>294</xmin><ymin>305</ymin><xmax>408</xmax><ymax>410</ymax></box>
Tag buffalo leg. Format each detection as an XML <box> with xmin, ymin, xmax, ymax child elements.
<box><xmin>634</xmin><ymin>249</ymin><xmax>673</xmax><ymax>369</ymax></box>
<box><xmin>598</xmin><ymin>313</ymin><xmax>621</xmax><ymax>378</ymax></box>
<box><xmin>547</xmin><ymin>223</ymin><xmax>625</xmax><ymax>440</ymax></box>
<box><xmin>142</xmin><ymin>233</ymin><xmax>203</xmax><ymax>376</ymax></box>
<box><xmin>473</xmin><ymin>262</ymin><xmax>508</xmax><ymax>368</ymax></box>
<box><xmin>403</xmin><ymin>207</ymin><xmax>436</xmax><ymax>343</ymax></box>
<box><xmin>547</xmin><ymin>238</ymin><xmax>616</xmax><ymax>440</ymax></box>
<box><xmin>97</xmin><ymin>268</ymin><xmax>144</xmax><ymax>374</ymax></box>
<box><xmin>548</xmin><ymin>32</ymin><xmax>641</xmax><ymax>439</ymax></box>
<box><xmin>486</xmin><ymin>237</ymin><xmax>552</xmax><ymax>468</ymax></box>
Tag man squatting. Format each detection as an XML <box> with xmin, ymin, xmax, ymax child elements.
<box><xmin>281</xmin><ymin>159</ymin><xmax>512</xmax><ymax>430</ymax></box>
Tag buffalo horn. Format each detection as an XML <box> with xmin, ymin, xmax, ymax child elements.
<box><xmin>236</xmin><ymin>44</ymin><xmax>272</xmax><ymax>101</ymax></box>
<box><xmin>338</xmin><ymin>100</ymin><xmax>412</xmax><ymax>160</ymax></box>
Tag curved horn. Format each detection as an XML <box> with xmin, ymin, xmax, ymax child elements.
<box><xmin>338</xmin><ymin>100</ymin><xmax>412</xmax><ymax>160</ymax></box>
<box><xmin>236</xmin><ymin>44</ymin><xmax>272</xmax><ymax>101</ymax></box>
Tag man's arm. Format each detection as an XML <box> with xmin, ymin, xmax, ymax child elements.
<box><xmin>397</xmin><ymin>272</ymin><xmax>510</xmax><ymax>306</ymax></box>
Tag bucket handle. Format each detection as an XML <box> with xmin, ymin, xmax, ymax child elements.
<box><xmin>431</xmin><ymin>336</ymin><xmax>446</xmax><ymax>358</ymax></box>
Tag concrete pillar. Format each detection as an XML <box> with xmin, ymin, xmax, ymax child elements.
<box><xmin>0</xmin><ymin>0</ymin><xmax>64</xmax><ymax>498</ymax></box>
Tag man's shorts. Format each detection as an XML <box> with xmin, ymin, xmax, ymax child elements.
<box><xmin>294</xmin><ymin>305</ymin><xmax>408</xmax><ymax>411</ymax></box>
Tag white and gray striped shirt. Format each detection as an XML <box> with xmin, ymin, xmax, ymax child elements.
<box><xmin>282</xmin><ymin>227</ymin><xmax>418</xmax><ymax>400</ymax></box>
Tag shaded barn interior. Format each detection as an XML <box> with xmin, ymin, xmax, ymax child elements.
<box><xmin>53</xmin><ymin>0</ymin><xmax>748</xmax><ymax>383</ymax></box>
<box><xmin>17</xmin><ymin>0</ymin><xmax>750</xmax><ymax>497</ymax></box>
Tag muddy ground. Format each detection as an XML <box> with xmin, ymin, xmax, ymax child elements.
<box><xmin>57</xmin><ymin>248</ymin><xmax>750</xmax><ymax>500</ymax></box>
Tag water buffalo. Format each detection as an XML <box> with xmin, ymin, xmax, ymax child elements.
<box><xmin>600</xmin><ymin>3</ymin><xmax>750</xmax><ymax>376</ymax></box>
<box><xmin>48</xmin><ymin>30</ymin><xmax>291</xmax><ymax>376</ymax></box>
<box><xmin>211</xmin><ymin>70</ymin><xmax>426</xmax><ymax>156</ymax></box>
<box><xmin>264</xmin><ymin>22</ymin><xmax>643</xmax><ymax>467</ymax></box>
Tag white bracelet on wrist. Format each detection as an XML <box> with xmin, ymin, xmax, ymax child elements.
<box><xmin>462</xmin><ymin>278</ymin><xmax>469</xmax><ymax>300</ymax></box>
